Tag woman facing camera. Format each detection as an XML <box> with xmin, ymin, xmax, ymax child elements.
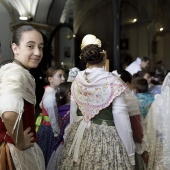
<box><xmin>0</xmin><ymin>25</ymin><xmax>45</xmax><ymax>169</ymax></box>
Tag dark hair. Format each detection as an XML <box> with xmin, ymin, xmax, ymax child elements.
<box><xmin>12</xmin><ymin>25</ymin><xmax>42</xmax><ymax>46</ymax></box>
<box><xmin>117</xmin><ymin>69</ymin><xmax>132</xmax><ymax>83</ymax></box>
<box><xmin>151</xmin><ymin>73</ymin><xmax>165</xmax><ymax>85</ymax></box>
<box><xmin>133</xmin><ymin>77</ymin><xmax>148</xmax><ymax>93</ymax></box>
<box><xmin>133</xmin><ymin>70</ymin><xmax>150</xmax><ymax>78</ymax></box>
<box><xmin>141</xmin><ymin>56</ymin><xmax>150</xmax><ymax>62</ymax></box>
<box><xmin>45</xmin><ymin>66</ymin><xmax>65</xmax><ymax>84</ymax></box>
<box><xmin>56</xmin><ymin>82</ymin><xmax>72</xmax><ymax>105</ymax></box>
<box><xmin>79</xmin><ymin>44</ymin><xmax>105</xmax><ymax>65</ymax></box>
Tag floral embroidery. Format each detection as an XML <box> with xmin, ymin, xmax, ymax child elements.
<box><xmin>54</xmin><ymin>121</ymin><xmax>132</xmax><ymax>169</ymax></box>
<box><xmin>72</xmin><ymin>75</ymin><xmax>126</xmax><ymax>121</ymax></box>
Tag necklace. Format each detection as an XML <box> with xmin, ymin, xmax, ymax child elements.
<box><xmin>13</xmin><ymin>59</ymin><xmax>29</xmax><ymax>70</ymax></box>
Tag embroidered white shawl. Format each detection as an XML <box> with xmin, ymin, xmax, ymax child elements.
<box><xmin>0</xmin><ymin>62</ymin><xmax>36</xmax><ymax>133</ymax></box>
<box><xmin>71</xmin><ymin>67</ymin><xmax>126</xmax><ymax>122</ymax></box>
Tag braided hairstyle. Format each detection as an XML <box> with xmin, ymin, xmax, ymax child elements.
<box><xmin>56</xmin><ymin>82</ymin><xmax>72</xmax><ymax>105</ymax></box>
<box><xmin>79</xmin><ymin>44</ymin><xmax>105</xmax><ymax>65</ymax></box>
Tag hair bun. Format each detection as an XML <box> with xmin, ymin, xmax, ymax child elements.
<box><xmin>81</xmin><ymin>34</ymin><xmax>101</xmax><ymax>50</ymax></box>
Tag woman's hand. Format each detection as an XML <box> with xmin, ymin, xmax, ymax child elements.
<box><xmin>3</xmin><ymin>111</ymin><xmax>34</xmax><ymax>150</ymax></box>
<box><xmin>142</xmin><ymin>151</ymin><xmax>149</xmax><ymax>164</ymax></box>
<box><xmin>17</xmin><ymin>127</ymin><xmax>34</xmax><ymax>150</ymax></box>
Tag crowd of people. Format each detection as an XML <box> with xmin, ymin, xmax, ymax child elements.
<box><xmin>0</xmin><ymin>24</ymin><xmax>170</xmax><ymax>170</ymax></box>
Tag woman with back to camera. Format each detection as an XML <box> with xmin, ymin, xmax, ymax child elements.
<box><xmin>55</xmin><ymin>34</ymin><xmax>135</xmax><ymax>169</ymax></box>
<box><xmin>0</xmin><ymin>25</ymin><xmax>45</xmax><ymax>169</ymax></box>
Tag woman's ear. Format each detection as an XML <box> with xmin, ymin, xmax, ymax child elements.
<box><xmin>11</xmin><ymin>43</ymin><xmax>19</xmax><ymax>55</ymax></box>
<box><xmin>48</xmin><ymin>77</ymin><xmax>53</xmax><ymax>84</ymax></box>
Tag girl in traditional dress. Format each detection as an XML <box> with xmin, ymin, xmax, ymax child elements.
<box><xmin>47</xmin><ymin>82</ymin><xmax>71</xmax><ymax>170</ymax></box>
<box><xmin>36</xmin><ymin>66</ymin><xmax>65</xmax><ymax>167</ymax></box>
<box><xmin>54</xmin><ymin>34</ymin><xmax>135</xmax><ymax>170</ymax></box>
<box><xmin>0</xmin><ymin>25</ymin><xmax>45</xmax><ymax>170</ymax></box>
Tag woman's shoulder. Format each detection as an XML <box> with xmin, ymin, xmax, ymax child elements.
<box><xmin>0</xmin><ymin>63</ymin><xmax>29</xmax><ymax>80</ymax></box>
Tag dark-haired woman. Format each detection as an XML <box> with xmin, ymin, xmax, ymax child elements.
<box><xmin>36</xmin><ymin>66</ymin><xmax>65</xmax><ymax>167</ymax></box>
<box><xmin>0</xmin><ymin>25</ymin><xmax>45</xmax><ymax>169</ymax></box>
<box><xmin>55</xmin><ymin>34</ymin><xmax>135</xmax><ymax>169</ymax></box>
<box><xmin>47</xmin><ymin>82</ymin><xmax>71</xmax><ymax>170</ymax></box>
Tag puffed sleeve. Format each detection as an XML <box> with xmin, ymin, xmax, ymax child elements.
<box><xmin>112</xmin><ymin>93</ymin><xmax>135</xmax><ymax>165</ymax></box>
<box><xmin>43</xmin><ymin>95</ymin><xmax>60</xmax><ymax>137</ymax></box>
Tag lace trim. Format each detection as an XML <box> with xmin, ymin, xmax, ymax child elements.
<box><xmin>8</xmin><ymin>143</ymin><xmax>45</xmax><ymax>170</ymax></box>
<box><xmin>7</xmin><ymin>143</ymin><xmax>22</xmax><ymax>170</ymax></box>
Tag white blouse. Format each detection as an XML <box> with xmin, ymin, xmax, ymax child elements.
<box><xmin>42</xmin><ymin>86</ymin><xmax>60</xmax><ymax>137</ymax></box>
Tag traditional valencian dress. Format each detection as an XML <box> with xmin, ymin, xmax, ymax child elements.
<box><xmin>145</xmin><ymin>72</ymin><xmax>170</xmax><ymax>170</ymax></box>
<box><xmin>47</xmin><ymin>104</ymin><xmax>70</xmax><ymax>170</ymax></box>
<box><xmin>36</xmin><ymin>86</ymin><xmax>60</xmax><ymax>167</ymax></box>
<box><xmin>55</xmin><ymin>67</ymin><xmax>135</xmax><ymax>169</ymax></box>
<box><xmin>0</xmin><ymin>62</ymin><xmax>45</xmax><ymax>170</ymax></box>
